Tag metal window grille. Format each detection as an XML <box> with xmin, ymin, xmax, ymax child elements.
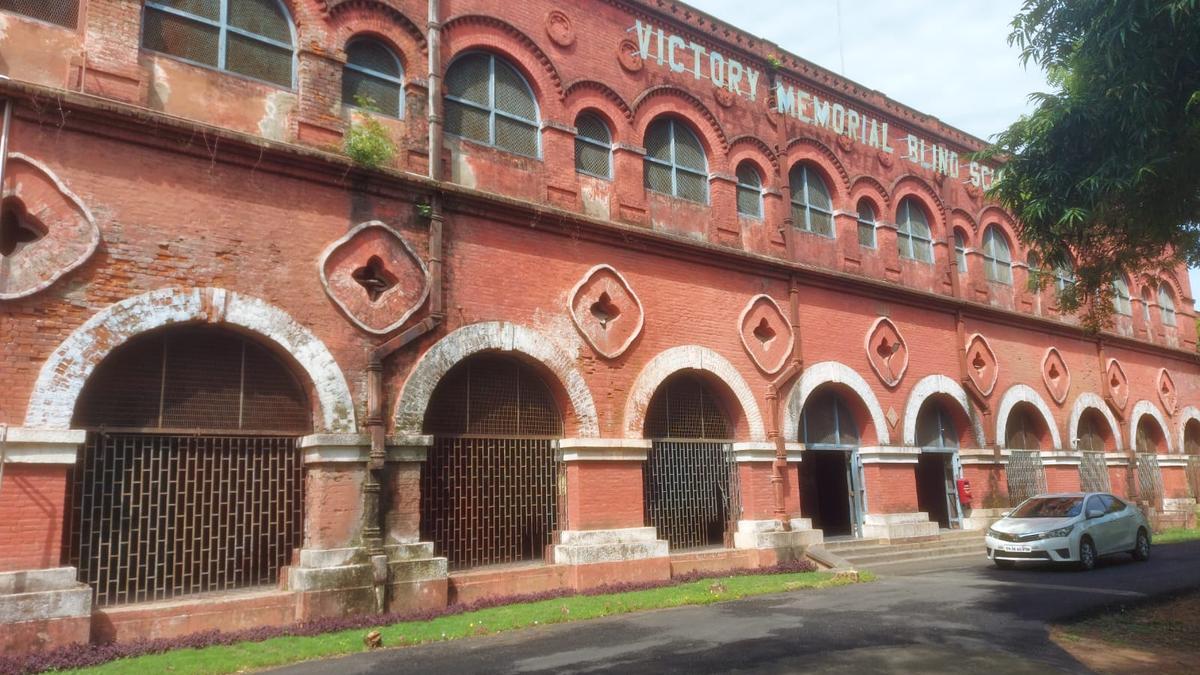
<box><xmin>574</xmin><ymin>113</ymin><xmax>612</xmax><ymax>179</ymax></box>
<box><xmin>801</xmin><ymin>389</ymin><xmax>859</xmax><ymax>447</ymax></box>
<box><xmin>421</xmin><ymin>355</ymin><xmax>562</xmax><ymax>570</ymax></box>
<box><xmin>66</xmin><ymin>433</ymin><xmax>302</xmax><ymax>607</ymax></box>
<box><xmin>1186</xmin><ymin>456</ymin><xmax>1200</xmax><ymax>500</ymax></box>
<box><xmin>1136</xmin><ymin>453</ymin><xmax>1164</xmax><ymax>506</ymax></box>
<box><xmin>897</xmin><ymin>197</ymin><xmax>933</xmax><ymax>263</ymax></box>
<box><xmin>1079</xmin><ymin>451</ymin><xmax>1111</xmax><ymax>492</ymax></box>
<box><xmin>643</xmin><ymin>118</ymin><xmax>708</xmax><ymax>204</ymax></box>
<box><xmin>983</xmin><ymin>225</ymin><xmax>1013</xmax><ymax>284</ymax></box>
<box><xmin>142</xmin><ymin>0</ymin><xmax>295</xmax><ymax>88</ymax></box>
<box><xmin>343</xmin><ymin>38</ymin><xmax>403</xmax><ymax>118</ymax></box>
<box><xmin>643</xmin><ymin>375</ymin><xmax>737</xmax><ymax>550</ymax></box>
<box><xmin>856</xmin><ymin>201</ymin><xmax>876</xmax><ymax>248</ymax></box>
<box><xmin>915</xmin><ymin>402</ymin><xmax>957</xmax><ymax>449</ymax></box>
<box><xmin>0</xmin><ymin>0</ymin><xmax>78</xmax><ymax>27</ymax></box>
<box><xmin>444</xmin><ymin>52</ymin><xmax>540</xmax><ymax>157</ymax></box>
<box><xmin>735</xmin><ymin>163</ymin><xmax>762</xmax><ymax>218</ymax></box>
<box><xmin>789</xmin><ymin>164</ymin><xmax>833</xmax><ymax>236</ymax></box>
<box><xmin>1006</xmin><ymin>450</ymin><xmax>1046</xmax><ymax>505</ymax></box>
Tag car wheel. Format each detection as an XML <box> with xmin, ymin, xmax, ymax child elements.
<box><xmin>1132</xmin><ymin>529</ymin><xmax>1150</xmax><ymax>562</ymax></box>
<box><xmin>993</xmin><ymin>559</ymin><xmax>1014</xmax><ymax>570</ymax></box>
<box><xmin>1078</xmin><ymin>537</ymin><xmax>1097</xmax><ymax>571</ymax></box>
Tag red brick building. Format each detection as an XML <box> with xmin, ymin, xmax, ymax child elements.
<box><xmin>0</xmin><ymin>0</ymin><xmax>1198</xmax><ymax>653</ymax></box>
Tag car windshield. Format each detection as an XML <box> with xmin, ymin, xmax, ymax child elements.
<box><xmin>1010</xmin><ymin>496</ymin><xmax>1083</xmax><ymax>518</ymax></box>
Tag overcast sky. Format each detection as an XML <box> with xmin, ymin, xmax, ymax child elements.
<box><xmin>686</xmin><ymin>0</ymin><xmax>1200</xmax><ymax>296</ymax></box>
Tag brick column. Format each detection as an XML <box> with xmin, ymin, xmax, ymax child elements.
<box><xmin>612</xmin><ymin>144</ymin><xmax>648</xmax><ymax>226</ymax></box>
<box><xmin>1105</xmin><ymin>453</ymin><xmax>1131</xmax><ymax>498</ymax></box>
<box><xmin>730</xmin><ymin>442</ymin><xmax>820</xmax><ymax>559</ymax></box>
<box><xmin>858</xmin><ymin>446</ymin><xmax>939</xmax><ymax>539</ymax></box>
<box><xmin>958</xmin><ymin>447</ymin><xmax>1009</xmax><ymax>529</ymax></box>
<box><xmin>0</xmin><ymin>428</ymin><xmax>91</xmax><ymax>654</ymax></box>
<box><xmin>1158</xmin><ymin>456</ymin><xmax>1196</xmax><ymax>522</ymax></box>
<box><xmin>1043</xmin><ymin>451</ymin><xmax>1083</xmax><ymax>492</ymax></box>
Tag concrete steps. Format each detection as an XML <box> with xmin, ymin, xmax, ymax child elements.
<box><xmin>824</xmin><ymin>530</ymin><xmax>986</xmax><ymax>571</ymax></box>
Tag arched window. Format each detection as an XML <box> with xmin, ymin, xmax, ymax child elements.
<box><xmin>342</xmin><ymin>37</ymin><xmax>404</xmax><ymax>118</ymax></box>
<box><xmin>735</xmin><ymin>162</ymin><xmax>763</xmax><ymax>218</ymax></box>
<box><xmin>1141</xmin><ymin>288</ymin><xmax>1153</xmax><ymax>324</ymax></box>
<box><xmin>789</xmin><ymin>165</ymin><xmax>833</xmax><ymax>236</ymax></box>
<box><xmin>1077</xmin><ymin>410</ymin><xmax>1110</xmax><ymax>452</ymax></box>
<box><xmin>1005</xmin><ymin>405</ymin><xmax>1045</xmax><ymax>450</ymax></box>
<box><xmin>444</xmin><ymin>52</ymin><xmax>540</xmax><ymax>157</ymax></box>
<box><xmin>982</xmin><ymin>225</ymin><xmax>1013</xmax><ymax>284</ymax></box>
<box><xmin>953</xmin><ymin>229</ymin><xmax>967</xmax><ymax>273</ymax></box>
<box><xmin>1112</xmin><ymin>276</ymin><xmax>1132</xmax><ymax>315</ymax></box>
<box><xmin>1054</xmin><ymin>261</ymin><xmax>1075</xmax><ymax>294</ymax></box>
<box><xmin>1136</xmin><ymin>417</ymin><xmax>1165</xmax><ymax>454</ymax></box>
<box><xmin>574</xmin><ymin>113</ymin><xmax>612</xmax><ymax>178</ymax></box>
<box><xmin>1184</xmin><ymin>420</ymin><xmax>1200</xmax><ymax>455</ymax></box>
<box><xmin>143</xmin><ymin>0</ymin><xmax>296</xmax><ymax>88</ymax></box>
<box><xmin>897</xmin><ymin>198</ymin><xmax>933</xmax><ymax>262</ymax></box>
<box><xmin>644</xmin><ymin>118</ymin><xmax>708</xmax><ymax>203</ymax></box>
<box><xmin>916</xmin><ymin>401</ymin><xmax>958</xmax><ymax>449</ymax></box>
<box><xmin>2</xmin><ymin>0</ymin><xmax>78</xmax><ymax>27</ymax></box>
<box><xmin>856</xmin><ymin>199</ymin><xmax>877</xmax><ymax>248</ymax></box>
<box><xmin>1158</xmin><ymin>284</ymin><xmax>1177</xmax><ymax>326</ymax></box>
<box><xmin>801</xmin><ymin>389</ymin><xmax>860</xmax><ymax>447</ymax></box>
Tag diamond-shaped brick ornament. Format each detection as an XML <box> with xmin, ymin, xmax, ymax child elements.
<box><xmin>319</xmin><ymin>221</ymin><xmax>429</xmax><ymax>334</ymax></box>
<box><xmin>738</xmin><ymin>294</ymin><xmax>793</xmax><ymax>374</ymax></box>
<box><xmin>1106</xmin><ymin>359</ymin><xmax>1129</xmax><ymax>412</ymax></box>
<box><xmin>965</xmin><ymin>333</ymin><xmax>998</xmax><ymax>397</ymax></box>
<box><xmin>1158</xmin><ymin>368</ymin><xmax>1178</xmax><ymax>416</ymax></box>
<box><xmin>865</xmin><ymin>317</ymin><xmax>908</xmax><ymax>388</ymax></box>
<box><xmin>569</xmin><ymin>264</ymin><xmax>644</xmax><ymax>359</ymax></box>
<box><xmin>1041</xmin><ymin>347</ymin><xmax>1071</xmax><ymax>405</ymax></box>
<box><xmin>886</xmin><ymin>407</ymin><xmax>899</xmax><ymax>429</ymax></box>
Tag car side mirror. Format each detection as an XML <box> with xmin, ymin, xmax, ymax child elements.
<box><xmin>1086</xmin><ymin>508</ymin><xmax>1104</xmax><ymax>519</ymax></box>
<box><xmin>1000</xmin><ymin>511</ymin><xmax>1010</xmax><ymax>518</ymax></box>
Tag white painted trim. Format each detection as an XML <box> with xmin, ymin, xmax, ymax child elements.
<box><xmin>557</xmin><ymin>438</ymin><xmax>651</xmax><ymax>461</ymax></box>
<box><xmin>901</xmin><ymin>374</ymin><xmax>984</xmax><ymax>446</ymax></box>
<box><xmin>959</xmin><ymin>447</ymin><xmax>1009</xmax><ymax>465</ymax></box>
<box><xmin>568</xmin><ymin>264</ymin><xmax>645</xmax><ymax>360</ymax></box>
<box><xmin>858</xmin><ymin>446</ymin><xmax>921</xmax><ymax>464</ymax></box>
<box><xmin>297</xmin><ymin>433</ymin><xmax>432</xmax><ymax>463</ymax></box>
<box><xmin>730</xmin><ymin>441</ymin><xmax>804</xmax><ymax>462</ymax></box>
<box><xmin>782</xmin><ymin>361</ymin><xmax>889</xmax><ymax>444</ymax></box>
<box><xmin>23</xmin><ymin>288</ymin><xmax>357</xmax><ymax>433</ymax></box>
<box><xmin>1067</xmin><ymin>392</ymin><xmax>1124</xmax><ymax>451</ymax></box>
<box><xmin>393</xmin><ymin>321</ymin><xmax>599</xmax><ymax>437</ymax></box>
<box><xmin>317</xmin><ymin>221</ymin><xmax>430</xmax><ymax>335</ymax></box>
<box><xmin>1104</xmin><ymin>452</ymin><xmax>1130</xmax><ymax>467</ymax></box>
<box><xmin>1176</xmin><ymin>405</ymin><xmax>1200</xmax><ymax>455</ymax></box>
<box><xmin>623</xmin><ymin>345</ymin><xmax>765</xmax><ymax>439</ymax></box>
<box><xmin>737</xmin><ymin>294</ymin><xmax>792</xmax><ymax>375</ymax></box>
<box><xmin>1130</xmin><ymin>399</ymin><xmax>1173</xmax><ymax>453</ymax></box>
<box><xmin>0</xmin><ymin>428</ymin><xmax>85</xmax><ymax>464</ymax></box>
<box><xmin>1157</xmin><ymin>456</ymin><xmax>1188</xmax><ymax>468</ymax></box>
<box><xmin>1040</xmin><ymin>451</ymin><xmax>1082</xmax><ymax>467</ymax></box>
<box><xmin>863</xmin><ymin>316</ymin><xmax>908</xmax><ymax>387</ymax></box>
<box><xmin>995</xmin><ymin>383</ymin><xmax>1063</xmax><ymax>449</ymax></box>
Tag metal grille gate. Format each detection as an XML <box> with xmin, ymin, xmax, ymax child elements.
<box><xmin>67</xmin><ymin>433</ymin><xmax>302</xmax><ymax>607</ymax></box>
<box><xmin>1135</xmin><ymin>454</ymin><xmax>1164</xmax><ymax>507</ymax></box>
<box><xmin>1187</xmin><ymin>456</ymin><xmax>1200</xmax><ymax>500</ymax></box>
<box><xmin>1005</xmin><ymin>450</ymin><xmax>1047</xmax><ymax>505</ymax></box>
<box><xmin>644</xmin><ymin>440</ymin><xmax>739</xmax><ymax>550</ymax></box>
<box><xmin>1079</xmin><ymin>451</ymin><xmax>1111</xmax><ymax>492</ymax></box>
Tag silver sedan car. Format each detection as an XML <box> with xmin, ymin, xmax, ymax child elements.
<box><xmin>985</xmin><ymin>492</ymin><xmax>1151</xmax><ymax>571</ymax></box>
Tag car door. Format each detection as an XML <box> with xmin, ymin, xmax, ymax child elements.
<box><xmin>1084</xmin><ymin>495</ymin><xmax>1118</xmax><ymax>554</ymax></box>
<box><xmin>1105</xmin><ymin>495</ymin><xmax>1136</xmax><ymax>551</ymax></box>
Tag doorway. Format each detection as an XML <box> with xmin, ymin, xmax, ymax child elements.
<box><xmin>916</xmin><ymin>453</ymin><xmax>954</xmax><ymax>528</ymax></box>
<box><xmin>799</xmin><ymin>449</ymin><xmax>855</xmax><ymax>536</ymax></box>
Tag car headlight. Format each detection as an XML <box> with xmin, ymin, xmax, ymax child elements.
<box><xmin>1037</xmin><ymin>525</ymin><xmax>1075</xmax><ymax>539</ymax></box>
<box><xmin>986</xmin><ymin>527</ymin><xmax>1001</xmax><ymax>538</ymax></box>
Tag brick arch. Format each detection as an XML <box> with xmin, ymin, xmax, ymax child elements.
<box><xmin>902</xmin><ymin>374</ymin><xmax>983</xmax><ymax>447</ymax></box>
<box><xmin>394</xmin><ymin>321</ymin><xmax>599</xmax><ymax>437</ymax></box>
<box><xmin>1068</xmin><ymin>392</ymin><xmax>1124</xmax><ymax>451</ymax></box>
<box><xmin>890</xmin><ymin>175</ymin><xmax>946</xmax><ymax>239</ymax></box>
<box><xmin>995</xmin><ymin>384</ymin><xmax>1062</xmax><ymax>449</ymax></box>
<box><xmin>783</xmin><ymin>137</ymin><xmax>850</xmax><ymax>201</ymax></box>
<box><xmin>327</xmin><ymin>1</ymin><xmax>428</xmax><ymax>65</ymax></box>
<box><xmin>24</xmin><ymin>287</ymin><xmax>356</xmax><ymax>433</ymax></box>
<box><xmin>849</xmin><ymin>175</ymin><xmax>890</xmax><ymax>208</ymax></box>
<box><xmin>624</xmin><ymin>346</ymin><xmax>764</xmax><ymax>440</ymax></box>
<box><xmin>949</xmin><ymin>208</ymin><xmax>978</xmax><ymax>239</ymax></box>
<box><xmin>633</xmin><ymin>86</ymin><xmax>729</xmax><ymax>156</ymax></box>
<box><xmin>1157</xmin><ymin>270</ymin><xmax>1185</xmax><ymax>307</ymax></box>
<box><xmin>782</xmin><ymin>361</ymin><xmax>888</xmax><ymax>444</ymax></box>
<box><xmin>1177</xmin><ymin>406</ymin><xmax>1200</xmax><ymax>454</ymax></box>
<box><xmin>727</xmin><ymin>136</ymin><xmax>779</xmax><ymax>175</ymax></box>
<box><xmin>1130</xmin><ymin>399</ymin><xmax>1173</xmax><ymax>453</ymax></box>
<box><xmin>977</xmin><ymin>205</ymin><xmax>1022</xmax><ymax>258</ymax></box>
<box><xmin>563</xmin><ymin>80</ymin><xmax>633</xmax><ymax>146</ymax></box>
<box><xmin>442</xmin><ymin>14</ymin><xmax>565</xmax><ymax>115</ymax></box>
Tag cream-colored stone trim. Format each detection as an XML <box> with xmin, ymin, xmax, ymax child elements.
<box><xmin>0</xmin><ymin>428</ymin><xmax>85</xmax><ymax>464</ymax></box>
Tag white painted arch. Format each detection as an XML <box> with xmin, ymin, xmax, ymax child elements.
<box><xmin>995</xmin><ymin>384</ymin><xmax>1063</xmax><ymax>450</ymax></box>
<box><xmin>1067</xmin><ymin>392</ymin><xmax>1124</xmax><ymax>451</ymax></box>
<box><xmin>783</xmin><ymin>361</ymin><xmax>889</xmax><ymax>444</ymax></box>
<box><xmin>1177</xmin><ymin>406</ymin><xmax>1200</xmax><ymax>455</ymax></box>
<box><xmin>24</xmin><ymin>287</ymin><xmax>357</xmax><ymax>433</ymax></box>
<box><xmin>1130</xmin><ymin>399</ymin><xmax>1174</xmax><ymax>453</ymax></box>
<box><xmin>623</xmin><ymin>345</ymin><xmax>764</xmax><ymax>439</ymax></box>
<box><xmin>902</xmin><ymin>374</ymin><xmax>984</xmax><ymax>447</ymax></box>
<box><xmin>394</xmin><ymin>321</ymin><xmax>600</xmax><ymax>437</ymax></box>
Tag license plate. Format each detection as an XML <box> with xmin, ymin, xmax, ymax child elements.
<box><xmin>1001</xmin><ymin>544</ymin><xmax>1032</xmax><ymax>553</ymax></box>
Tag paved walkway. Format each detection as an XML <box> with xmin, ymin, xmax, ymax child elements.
<box><xmin>274</xmin><ymin>540</ymin><xmax>1200</xmax><ymax>674</ymax></box>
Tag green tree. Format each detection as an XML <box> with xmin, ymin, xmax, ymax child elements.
<box><xmin>985</xmin><ymin>0</ymin><xmax>1200</xmax><ymax>328</ymax></box>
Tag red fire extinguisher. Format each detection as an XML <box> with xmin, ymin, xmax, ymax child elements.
<box><xmin>956</xmin><ymin>478</ymin><xmax>973</xmax><ymax>507</ymax></box>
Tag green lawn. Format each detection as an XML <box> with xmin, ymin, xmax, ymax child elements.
<box><xmin>1155</xmin><ymin>526</ymin><xmax>1200</xmax><ymax>545</ymax></box>
<box><xmin>72</xmin><ymin>570</ymin><xmax>867</xmax><ymax>674</ymax></box>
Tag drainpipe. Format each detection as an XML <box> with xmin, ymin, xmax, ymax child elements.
<box><xmin>0</xmin><ymin>98</ymin><xmax>12</xmax><ymax>205</ymax></box>
<box><xmin>360</xmin><ymin>0</ymin><xmax>446</xmax><ymax>613</ymax></box>
<box><xmin>0</xmin><ymin>424</ymin><xmax>8</xmax><ymax>497</ymax></box>
<box><xmin>766</xmin><ymin>275</ymin><xmax>804</xmax><ymax>530</ymax></box>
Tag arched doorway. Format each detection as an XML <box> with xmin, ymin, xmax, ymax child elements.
<box><xmin>798</xmin><ymin>388</ymin><xmax>864</xmax><ymax>538</ymax></box>
<box><xmin>420</xmin><ymin>354</ymin><xmax>562</xmax><ymax>570</ymax></box>
<box><xmin>1135</xmin><ymin>416</ymin><xmax>1166</xmax><ymax>506</ymax></box>
<box><xmin>67</xmin><ymin>326</ymin><xmax>310</xmax><ymax>607</ymax></box>
<box><xmin>914</xmin><ymin>399</ymin><xmax>962</xmax><ymax>529</ymax></box>
<box><xmin>642</xmin><ymin>373</ymin><xmax>738</xmax><ymax>551</ymax></box>
<box><xmin>1076</xmin><ymin>409</ymin><xmax>1113</xmax><ymax>492</ymax></box>
<box><xmin>1003</xmin><ymin>403</ymin><xmax>1049</xmax><ymax>504</ymax></box>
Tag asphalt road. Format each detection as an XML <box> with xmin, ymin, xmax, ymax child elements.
<box><xmin>274</xmin><ymin>540</ymin><xmax>1200</xmax><ymax>674</ymax></box>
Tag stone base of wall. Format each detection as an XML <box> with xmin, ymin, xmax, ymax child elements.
<box><xmin>0</xmin><ymin>567</ymin><xmax>92</xmax><ymax>655</ymax></box>
<box><xmin>862</xmin><ymin>512</ymin><xmax>940</xmax><ymax>540</ymax></box>
<box><xmin>552</xmin><ymin>527</ymin><xmax>669</xmax><ymax>566</ymax></box>
<box><xmin>961</xmin><ymin>507</ymin><xmax>1007</xmax><ymax>531</ymax></box>
<box><xmin>92</xmin><ymin>588</ymin><xmax>296</xmax><ymax>644</ymax></box>
<box><xmin>289</xmin><ymin>544</ymin><xmax>448</xmax><ymax>620</ymax></box>
<box><xmin>732</xmin><ymin>518</ymin><xmax>823</xmax><ymax>555</ymax></box>
<box><xmin>448</xmin><ymin>564</ymin><xmax>572</xmax><ymax>605</ymax></box>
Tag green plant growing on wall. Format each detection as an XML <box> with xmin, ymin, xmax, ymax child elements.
<box><xmin>344</xmin><ymin>96</ymin><xmax>396</xmax><ymax>169</ymax></box>
<box><xmin>416</xmin><ymin>203</ymin><xmax>433</xmax><ymax>219</ymax></box>
<box><xmin>766</xmin><ymin>55</ymin><xmax>782</xmax><ymax>70</ymax></box>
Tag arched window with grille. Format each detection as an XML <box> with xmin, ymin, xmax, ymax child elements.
<box><xmin>1136</xmin><ymin>417</ymin><xmax>1166</xmax><ymax>454</ymax></box>
<box><xmin>982</xmin><ymin>225</ymin><xmax>1013</xmax><ymax>284</ymax></box>
<box><xmin>143</xmin><ymin>0</ymin><xmax>296</xmax><ymax>88</ymax></box>
<box><xmin>644</xmin><ymin>118</ymin><xmax>708</xmax><ymax>203</ymax></box>
<box><xmin>735</xmin><ymin>162</ymin><xmax>763</xmax><ymax>219</ymax></box>
<box><xmin>798</xmin><ymin>388</ymin><xmax>864</xmax><ymax>537</ymax></box>
<box><xmin>574</xmin><ymin>113</ymin><xmax>612</xmax><ymax>178</ymax></box>
<box><xmin>789</xmin><ymin>165</ymin><xmax>833</xmax><ymax>236</ymax></box>
<box><xmin>856</xmin><ymin>199</ymin><xmax>876</xmax><ymax>248</ymax></box>
<box><xmin>1186</xmin><ymin>420</ymin><xmax>1200</xmax><ymax>455</ymax></box>
<box><xmin>1158</xmin><ymin>284</ymin><xmax>1177</xmax><ymax>326</ymax></box>
<box><xmin>1</xmin><ymin>0</ymin><xmax>78</xmax><ymax>27</ymax></box>
<box><xmin>444</xmin><ymin>52</ymin><xmax>540</xmax><ymax>157</ymax></box>
<box><xmin>916</xmin><ymin>402</ymin><xmax>958</xmax><ymax>450</ymax></box>
<box><xmin>342</xmin><ymin>37</ymin><xmax>404</xmax><ymax>118</ymax></box>
<box><xmin>1077</xmin><ymin>410</ymin><xmax>1111</xmax><ymax>452</ymax></box>
<box><xmin>1005</xmin><ymin>404</ymin><xmax>1045</xmax><ymax>450</ymax></box>
<box><xmin>897</xmin><ymin>197</ymin><xmax>933</xmax><ymax>262</ymax></box>
<box><xmin>953</xmin><ymin>229</ymin><xmax>968</xmax><ymax>273</ymax></box>
<box><xmin>1112</xmin><ymin>276</ymin><xmax>1132</xmax><ymax>315</ymax></box>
